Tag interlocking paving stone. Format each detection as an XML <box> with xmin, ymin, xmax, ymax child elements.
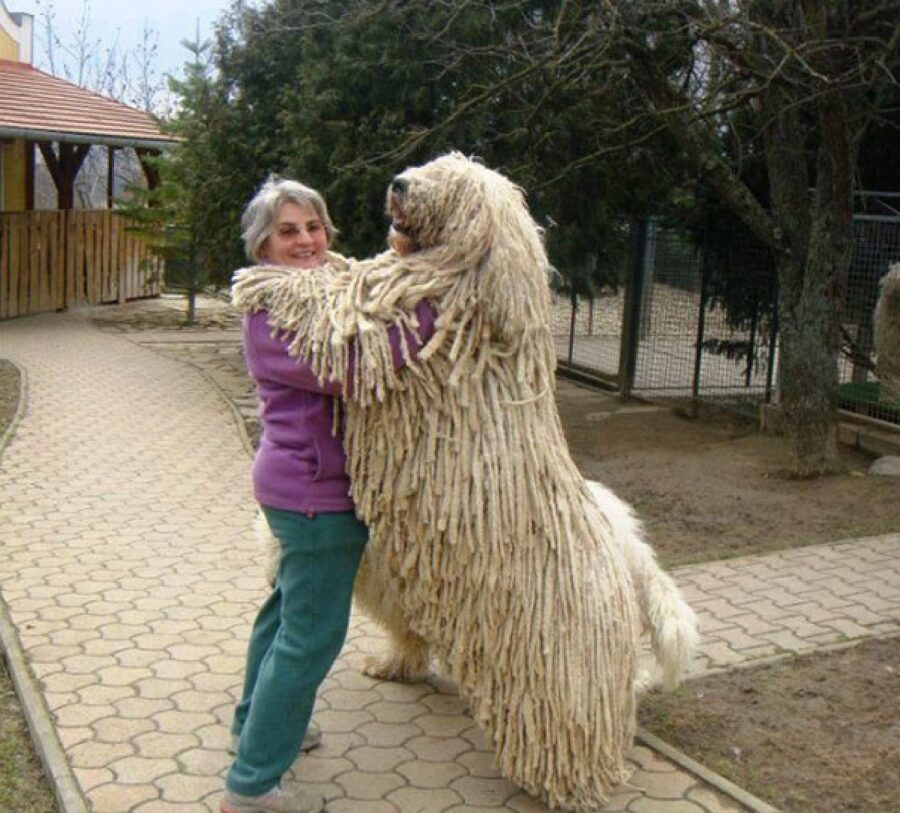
<box><xmin>450</xmin><ymin>774</ymin><xmax>520</xmax><ymax>805</ymax></box>
<box><xmin>387</xmin><ymin>786</ymin><xmax>464</xmax><ymax>811</ymax></box>
<box><xmin>345</xmin><ymin>745</ymin><xmax>415</xmax><ymax>772</ymax></box>
<box><xmin>2</xmin><ymin>308</ymin><xmax>897</xmax><ymax>813</ymax></box>
<box><xmin>88</xmin><ymin>782</ymin><xmax>159</xmax><ymax>813</ymax></box>
<box><xmin>629</xmin><ymin>799</ymin><xmax>706</xmax><ymax>813</ymax></box>
<box><xmin>334</xmin><ymin>770</ymin><xmax>406</xmax><ymax>800</ymax></box>
<box><xmin>397</xmin><ymin>758</ymin><xmax>468</xmax><ymax>787</ymax></box>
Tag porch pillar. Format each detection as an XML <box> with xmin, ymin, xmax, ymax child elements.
<box><xmin>135</xmin><ymin>148</ymin><xmax>161</xmax><ymax>191</ymax></box>
<box><xmin>25</xmin><ymin>140</ymin><xmax>35</xmax><ymax>210</ymax></box>
<box><xmin>107</xmin><ymin>145</ymin><xmax>118</xmax><ymax>208</ymax></box>
<box><xmin>38</xmin><ymin>141</ymin><xmax>91</xmax><ymax>210</ymax></box>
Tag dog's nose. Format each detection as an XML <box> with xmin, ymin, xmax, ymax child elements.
<box><xmin>390</xmin><ymin>177</ymin><xmax>408</xmax><ymax>195</ymax></box>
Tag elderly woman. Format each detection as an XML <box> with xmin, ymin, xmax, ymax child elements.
<box><xmin>222</xmin><ymin>177</ymin><xmax>435</xmax><ymax>813</ymax></box>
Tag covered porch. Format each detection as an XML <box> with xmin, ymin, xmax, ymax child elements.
<box><xmin>0</xmin><ymin>56</ymin><xmax>177</xmax><ymax>319</ymax></box>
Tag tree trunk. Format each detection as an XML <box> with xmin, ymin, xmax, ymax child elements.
<box><xmin>776</xmin><ymin>258</ymin><xmax>841</xmax><ymax>476</ymax></box>
<box><xmin>770</xmin><ymin>82</ymin><xmax>855</xmax><ymax>476</ymax></box>
<box><xmin>759</xmin><ymin>35</ymin><xmax>847</xmax><ymax>476</ymax></box>
<box><xmin>186</xmin><ymin>289</ymin><xmax>197</xmax><ymax>325</ymax></box>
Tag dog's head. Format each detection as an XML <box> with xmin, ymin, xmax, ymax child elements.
<box><xmin>386</xmin><ymin>152</ymin><xmax>492</xmax><ymax>256</ymax></box>
<box><xmin>385</xmin><ymin>152</ymin><xmax>550</xmax><ymax>336</ymax></box>
<box><xmin>386</xmin><ymin>152</ymin><xmax>538</xmax><ymax>256</ymax></box>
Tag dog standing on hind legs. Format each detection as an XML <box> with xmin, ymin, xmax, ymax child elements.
<box><xmin>352</xmin><ymin>478</ymin><xmax>697</xmax><ymax>693</ymax></box>
<box><xmin>261</xmin><ymin>476</ymin><xmax>698</xmax><ymax>693</ymax></box>
<box><xmin>236</xmin><ymin>152</ymin><xmax>698</xmax><ymax>810</ymax></box>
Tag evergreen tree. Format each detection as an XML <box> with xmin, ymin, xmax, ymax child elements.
<box><xmin>125</xmin><ymin>36</ymin><xmax>234</xmax><ymax>322</ymax></box>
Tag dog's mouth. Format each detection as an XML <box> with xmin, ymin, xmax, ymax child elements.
<box><xmin>390</xmin><ymin>213</ymin><xmax>411</xmax><ymax>235</ymax></box>
<box><xmin>389</xmin><ymin>191</ymin><xmax>412</xmax><ymax>235</ymax></box>
<box><xmin>386</xmin><ymin>176</ymin><xmax>421</xmax><ymax>255</ymax></box>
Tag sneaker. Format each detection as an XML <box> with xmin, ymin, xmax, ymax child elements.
<box><xmin>229</xmin><ymin>721</ymin><xmax>322</xmax><ymax>756</ymax></box>
<box><xmin>220</xmin><ymin>784</ymin><xmax>325</xmax><ymax>813</ymax></box>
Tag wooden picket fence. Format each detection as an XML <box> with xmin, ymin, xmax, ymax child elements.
<box><xmin>0</xmin><ymin>210</ymin><xmax>162</xmax><ymax>319</ymax></box>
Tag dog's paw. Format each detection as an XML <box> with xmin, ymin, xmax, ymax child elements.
<box><xmin>362</xmin><ymin>654</ymin><xmax>428</xmax><ymax>683</ymax></box>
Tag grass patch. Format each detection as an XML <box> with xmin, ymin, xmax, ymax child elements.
<box><xmin>0</xmin><ymin>658</ymin><xmax>58</xmax><ymax>813</ymax></box>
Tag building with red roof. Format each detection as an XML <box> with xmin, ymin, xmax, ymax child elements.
<box><xmin>1</xmin><ymin>1</ymin><xmax>175</xmax><ymax>317</ymax></box>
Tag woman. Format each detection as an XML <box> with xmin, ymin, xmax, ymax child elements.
<box><xmin>222</xmin><ymin>177</ymin><xmax>435</xmax><ymax>813</ymax></box>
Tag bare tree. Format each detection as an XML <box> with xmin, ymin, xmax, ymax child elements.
<box><xmin>34</xmin><ymin>0</ymin><xmax>168</xmax><ymax>112</ymax></box>
<box><xmin>615</xmin><ymin>1</ymin><xmax>897</xmax><ymax>475</ymax></box>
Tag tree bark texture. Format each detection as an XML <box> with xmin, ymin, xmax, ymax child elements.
<box><xmin>762</xmin><ymin>77</ymin><xmax>838</xmax><ymax>475</ymax></box>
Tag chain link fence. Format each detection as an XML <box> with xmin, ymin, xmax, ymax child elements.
<box><xmin>554</xmin><ymin>209</ymin><xmax>900</xmax><ymax>427</ymax></box>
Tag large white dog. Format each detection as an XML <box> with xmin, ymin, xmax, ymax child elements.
<box><xmin>234</xmin><ymin>153</ymin><xmax>697</xmax><ymax>811</ymax></box>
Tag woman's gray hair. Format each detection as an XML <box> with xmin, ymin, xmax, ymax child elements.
<box><xmin>241</xmin><ymin>174</ymin><xmax>338</xmax><ymax>262</ymax></box>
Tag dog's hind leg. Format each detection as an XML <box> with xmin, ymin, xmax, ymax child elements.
<box><xmin>353</xmin><ymin>556</ymin><xmax>431</xmax><ymax>682</ymax></box>
<box><xmin>363</xmin><ymin>626</ymin><xmax>431</xmax><ymax>683</ymax></box>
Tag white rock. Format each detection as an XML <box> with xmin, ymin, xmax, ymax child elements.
<box><xmin>868</xmin><ymin>456</ymin><xmax>900</xmax><ymax>476</ymax></box>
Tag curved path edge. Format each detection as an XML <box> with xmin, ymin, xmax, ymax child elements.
<box><xmin>1</xmin><ymin>358</ymin><xmax>88</xmax><ymax>812</ymax></box>
<box><xmin>1</xmin><ymin>594</ymin><xmax>90</xmax><ymax>813</ymax></box>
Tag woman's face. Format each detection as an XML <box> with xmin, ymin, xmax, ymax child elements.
<box><xmin>260</xmin><ymin>201</ymin><xmax>328</xmax><ymax>268</ymax></box>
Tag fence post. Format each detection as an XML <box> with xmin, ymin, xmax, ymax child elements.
<box><xmin>691</xmin><ymin>247</ymin><xmax>711</xmax><ymax>413</ymax></box>
<box><xmin>567</xmin><ymin>291</ymin><xmax>577</xmax><ymax>365</ymax></box>
<box><xmin>619</xmin><ymin>219</ymin><xmax>647</xmax><ymax>398</ymax></box>
<box><xmin>745</xmin><ymin>302</ymin><xmax>759</xmax><ymax>388</ymax></box>
<box><xmin>639</xmin><ymin>218</ymin><xmax>657</xmax><ymax>341</ymax></box>
<box><xmin>765</xmin><ymin>276</ymin><xmax>780</xmax><ymax>404</ymax></box>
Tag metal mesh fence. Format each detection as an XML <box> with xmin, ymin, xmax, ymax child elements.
<box><xmin>555</xmin><ymin>213</ymin><xmax>899</xmax><ymax>427</ymax></box>
<box><xmin>838</xmin><ymin>215</ymin><xmax>900</xmax><ymax>424</ymax></box>
<box><xmin>554</xmin><ymin>220</ymin><xmax>778</xmax><ymax>408</ymax></box>
<box><xmin>551</xmin><ymin>291</ymin><xmax>623</xmax><ymax>380</ymax></box>
<box><xmin>628</xmin><ymin>224</ymin><xmax>703</xmax><ymax>396</ymax></box>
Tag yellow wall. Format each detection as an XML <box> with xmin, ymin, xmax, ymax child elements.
<box><xmin>0</xmin><ymin>25</ymin><xmax>18</xmax><ymax>61</ymax></box>
<box><xmin>1</xmin><ymin>140</ymin><xmax>27</xmax><ymax>211</ymax></box>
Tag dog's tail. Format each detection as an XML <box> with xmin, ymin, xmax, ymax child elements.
<box><xmin>586</xmin><ymin>480</ymin><xmax>699</xmax><ymax>691</ymax></box>
<box><xmin>255</xmin><ymin>510</ymin><xmax>281</xmax><ymax>587</ymax></box>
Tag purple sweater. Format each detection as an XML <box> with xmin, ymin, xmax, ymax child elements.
<box><xmin>243</xmin><ymin>301</ymin><xmax>436</xmax><ymax>514</ymax></box>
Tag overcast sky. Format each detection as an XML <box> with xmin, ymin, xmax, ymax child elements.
<box><xmin>11</xmin><ymin>0</ymin><xmax>235</xmax><ymax>82</ymax></box>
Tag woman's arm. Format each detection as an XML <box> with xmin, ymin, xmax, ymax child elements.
<box><xmin>244</xmin><ymin>311</ymin><xmax>343</xmax><ymax>393</ymax></box>
<box><xmin>244</xmin><ymin>300</ymin><xmax>436</xmax><ymax>392</ymax></box>
<box><xmin>390</xmin><ymin>299</ymin><xmax>437</xmax><ymax>369</ymax></box>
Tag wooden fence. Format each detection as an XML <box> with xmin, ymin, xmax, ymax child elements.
<box><xmin>0</xmin><ymin>210</ymin><xmax>162</xmax><ymax>319</ymax></box>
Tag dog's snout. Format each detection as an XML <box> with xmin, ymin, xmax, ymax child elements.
<box><xmin>390</xmin><ymin>177</ymin><xmax>408</xmax><ymax>196</ymax></box>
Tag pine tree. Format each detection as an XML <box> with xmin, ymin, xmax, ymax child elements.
<box><xmin>124</xmin><ymin>35</ymin><xmax>232</xmax><ymax>323</ymax></box>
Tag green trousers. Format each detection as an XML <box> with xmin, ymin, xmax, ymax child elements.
<box><xmin>226</xmin><ymin>506</ymin><xmax>368</xmax><ymax>797</ymax></box>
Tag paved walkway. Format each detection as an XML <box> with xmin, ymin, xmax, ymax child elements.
<box><xmin>1</xmin><ymin>310</ymin><xmax>898</xmax><ymax>813</ymax></box>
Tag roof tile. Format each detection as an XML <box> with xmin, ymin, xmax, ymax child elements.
<box><xmin>0</xmin><ymin>60</ymin><xmax>176</xmax><ymax>146</ymax></box>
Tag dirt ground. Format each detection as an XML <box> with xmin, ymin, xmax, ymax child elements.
<box><xmin>639</xmin><ymin>637</ymin><xmax>900</xmax><ymax>813</ymax></box>
<box><xmin>557</xmin><ymin>384</ymin><xmax>900</xmax><ymax>567</ymax></box>
<box><xmin>3</xmin><ymin>299</ymin><xmax>900</xmax><ymax>811</ymax></box>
